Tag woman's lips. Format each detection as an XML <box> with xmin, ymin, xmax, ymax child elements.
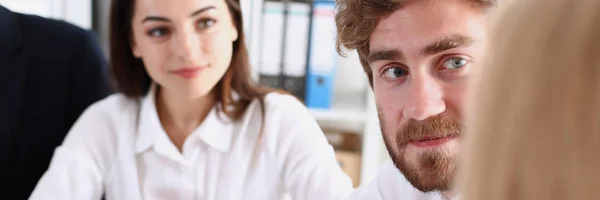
<box><xmin>171</xmin><ymin>67</ymin><xmax>206</xmax><ymax>79</ymax></box>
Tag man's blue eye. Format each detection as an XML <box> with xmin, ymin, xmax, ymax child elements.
<box><xmin>442</xmin><ymin>57</ymin><xmax>468</xmax><ymax>69</ymax></box>
<box><xmin>384</xmin><ymin>67</ymin><xmax>408</xmax><ymax>79</ymax></box>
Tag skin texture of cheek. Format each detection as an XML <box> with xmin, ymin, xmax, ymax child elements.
<box><xmin>209</xmin><ymin>33</ymin><xmax>234</xmax><ymax>75</ymax></box>
<box><xmin>377</xmin><ymin>102</ymin><xmax>402</xmax><ymax>159</ymax></box>
<box><xmin>195</xmin><ymin>37</ymin><xmax>233</xmax><ymax>94</ymax></box>
<box><xmin>442</xmin><ymin>82</ymin><xmax>468</xmax><ymax>120</ymax></box>
<box><xmin>375</xmin><ymin>84</ymin><xmax>406</xmax><ymax>132</ymax></box>
<box><xmin>141</xmin><ymin>44</ymin><xmax>171</xmax><ymax>86</ymax></box>
<box><xmin>375</xmin><ymin>80</ymin><xmax>406</xmax><ymax>158</ymax></box>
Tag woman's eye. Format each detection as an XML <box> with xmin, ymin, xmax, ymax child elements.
<box><xmin>197</xmin><ymin>18</ymin><xmax>216</xmax><ymax>29</ymax></box>
<box><xmin>383</xmin><ymin>67</ymin><xmax>409</xmax><ymax>79</ymax></box>
<box><xmin>442</xmin><ymin>57</ymin><xmax>468</xmax><ymax>69</ymax></box>
<box><xmin>147</xmin><ymin>28</ymin><xmax>169</xmax><ymax>38</ymax></box>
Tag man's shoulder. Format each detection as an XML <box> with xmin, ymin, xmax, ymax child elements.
<box><xmin>345</xmin><ymin>160</ymin><xmax>445</xmax><ymax>200</ymax></box>
<box><xmin>16</xmin><ymin>12</ymin><xmax>95</xmax><ymax>49</ymax></box>
<box><xmin>17</xmin><ymin>13</ymin><xmax>88</xmax><ymax>36</ymax></box>
<box><xmin>344</xmin><ymin>160</ymin><xmax>398</xmax><ymax>200</ymax></box>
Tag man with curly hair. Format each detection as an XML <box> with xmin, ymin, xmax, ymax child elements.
<box><xmin>335</xmin><ymin>0</ymin><xmax>496</xmax><ymax>199</ymax></box>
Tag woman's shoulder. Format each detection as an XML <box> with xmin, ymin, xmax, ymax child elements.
<box><xmin>64</xmin><ymin>93</ymin><xmax>142</xmax><ymax>151</ymax></box>
<box><xmin>57</xmin><ymin>93</ymin><xmax>141</xmax><ymax>177</ymax></box>
<box><xmin>85</xmin><ymin>93</ymin><xmax>140</xmax><ymax>114</ymax></box>
<box><xmin>261</xmin><ymin>92</ymin><xmax>307</xmax><ymax>113</ymax></box>
<box><xmin>70</xmin><ymin>93</ymin><xmax>141</xmax><ymax>138</ymax></box>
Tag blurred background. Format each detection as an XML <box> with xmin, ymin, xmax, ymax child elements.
<box><xmin>0</xmin><ymin>0</ymin><xmax>389</xmax><ymax>188</ymax></box>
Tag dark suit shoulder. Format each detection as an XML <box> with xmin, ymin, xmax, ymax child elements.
<box><xmin>17</xmin><ymin>13</ymin><xmax>91</xmax><ymax>39</ymax></box>
<box><xmin>15</xmin><ymin>13</ymin><xmax>98</xmax><ymax>55</ymax></box>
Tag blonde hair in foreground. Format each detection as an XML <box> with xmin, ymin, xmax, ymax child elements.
<box><xmin>459</xmin><ymin>0</ymin><xmax>600</xmax><ymax>199</ymax></box>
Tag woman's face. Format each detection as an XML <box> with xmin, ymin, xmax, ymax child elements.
<box><xmin>130</xmin><ymin>0</ymin><xmax>238</xmax><ymax>98</ymax></box>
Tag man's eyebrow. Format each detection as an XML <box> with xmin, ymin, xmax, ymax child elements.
<box><xmin>367</xmin><ymin>49</ymin><xmax>405</xmax><ymax>64</ymax></box>
<box><xmin>422</xmin><ymin>34</ymin><xmax>475</xmax><ymax>56</ymax></box>
<box><xmin>366</xmin><ymin>35</ymin><xmax>474</xmax><ymax>64</ymax></box>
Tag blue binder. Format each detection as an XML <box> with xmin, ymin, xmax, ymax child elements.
<box><xmin>305</xmin><ymin>0</ymin><xmax>337</xmax><ymax>109</ymax></box>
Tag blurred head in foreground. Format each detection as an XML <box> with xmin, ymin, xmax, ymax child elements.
<box><xmin>459</xmin><ymin>0</ymin><xmax>600</xmax><ymax>199</ymax></box>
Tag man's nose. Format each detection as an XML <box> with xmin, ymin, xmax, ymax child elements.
<box><xmin>402</xmin><ymin>75</ymin><xmax>446</xmax><ymax>120</ymax></box>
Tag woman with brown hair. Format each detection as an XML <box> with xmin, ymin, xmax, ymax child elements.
<box><xmin>28</xmin><ymin>0</ymin><xmax>353</xmax><ymax>199</ymax></box>
<box><xmin>458</xmin><ymin>0</ymin><xmax>600</xmax><ymax>199</ymax></box>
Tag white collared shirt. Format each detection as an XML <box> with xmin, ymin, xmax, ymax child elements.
<box><xmin>29</xmin><ymin>88</ymin><xmax>354</xmax><ymax>200</ymax></box>
<box><xmin>345</xmin><ymin>160</ymin><xmax>446</xmax><ymax>200</ymax></box>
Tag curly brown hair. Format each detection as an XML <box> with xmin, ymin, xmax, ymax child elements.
<box><xmin>334</xmin><ymin>0</ymin><xmax>496</xmax><ymax>87</ymax></box>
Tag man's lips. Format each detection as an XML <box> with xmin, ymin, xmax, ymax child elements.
<box><xmin>409</xmin><ymin>135</ymin><xmax>457</xmax><ymax>147</ymax></box>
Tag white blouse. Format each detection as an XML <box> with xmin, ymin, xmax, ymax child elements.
<box><xmin>29</xmin><ymin>88</ymin><xmax>354</xmax><ymax>200</ymax></box>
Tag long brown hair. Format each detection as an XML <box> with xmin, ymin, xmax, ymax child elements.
<box><xmin>109</xmin><ymin>0</ymin><xmax>272</xmax><ymax>123</ymax></box>
<box><xmin>459</xmin><ymin>0</ymin><xmax>600</xmax><ymax>199</ymax></box>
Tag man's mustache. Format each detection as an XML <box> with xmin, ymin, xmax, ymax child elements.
<box><xmin>397</xmin><ymin>115</ymin><xmax>462</xmax><ymax>145</ymax></box>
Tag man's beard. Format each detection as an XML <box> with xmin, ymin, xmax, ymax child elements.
<box><xmin>379</xmin><ymin>110</ymin><xmax>462</xmax><ymax>193</ymax></box>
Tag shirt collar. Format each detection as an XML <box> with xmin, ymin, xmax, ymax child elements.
<box><xmin>135</xmin><ymin>85</ymin><xmax>234</xmax><ymax>155</ymax></box>
<box><xmin>191</xmin><ymin>106</ymin><xmax>233</xmax><ymax>152</ymax></box>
